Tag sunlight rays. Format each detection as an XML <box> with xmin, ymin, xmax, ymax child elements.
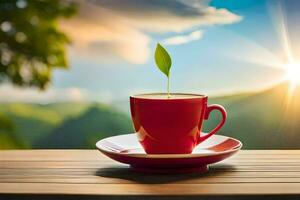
<box><xmin>226</xmin><ymin>1</ymin><xmax>300</xmax><ymax>129</ymax></box>
<box><xmin>221</xmin><ymin>29</ymin><xmax>285</xmax><ymax>70</ymax></box>
<box><xmin>269</xmin><ymin>1</ymin><xmax>294</xmax><ymax>63</ymax></box>
<box><xmin>266</xmin><ymin>1</ymin><xmax>300</xmax><ymax>112</ymax></box>
<box><xmin>267</xmin><ymin>0</ymin><xmax>300</xmax><ymax>135</ymax></box>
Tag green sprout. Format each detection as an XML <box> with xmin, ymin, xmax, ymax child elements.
<box><xmin>154</xmin><ymin>43</ymin><xmax>172</xmax><ymax>98</ymax></box>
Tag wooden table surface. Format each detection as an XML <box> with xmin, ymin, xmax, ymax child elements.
<box><xmin>1</xmin><ymin>150</ymin><xmax>300</xmax><ymax>199</ymax></box>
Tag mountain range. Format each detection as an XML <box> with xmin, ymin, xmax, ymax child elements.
<box><xmin>1</xmin><ymin>82</ymin><xmax>300</xmax><ymax>149</ymax></box>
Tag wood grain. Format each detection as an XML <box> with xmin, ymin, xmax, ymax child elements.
<box><xmin>1</xmin><ymin>150</ymin><xmax>300</xmax><ymax>196</ymax></box>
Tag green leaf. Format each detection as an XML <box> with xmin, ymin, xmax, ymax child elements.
<box><xmin>155</xmin><ymin>43</ymin><xmax>172</xmax><ymax>77</ymax></box>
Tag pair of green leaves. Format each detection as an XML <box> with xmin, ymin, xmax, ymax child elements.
<box><xmin>154</xmin><ymin>43</ymin><xmax>172</xmax><ymax>97</ymax></box>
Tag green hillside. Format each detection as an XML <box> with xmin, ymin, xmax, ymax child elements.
<box><xmin>0</xmin><ymin>103</ymin><xmax>97</xmax><ymax>149</ymax></box>
<box><xmin>206</xmin><ymin>83</ymin><xmax>300</xmax><ymax>149</ymax></box>
<box><xmin>0</xmin><ymin>112</ymin><xmax>27</xmax><ymax>149</ymax></box>
<box><xmin>35</xmin><ymin>104</ymin><xmax>133</xmax><ymax>148</ymax></box>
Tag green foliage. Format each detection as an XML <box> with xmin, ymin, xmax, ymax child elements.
<box><xmin>0</xmin><ymin>0</ymin><xmax>77</xmax><ymax>89</ymax></box>
<box><xmin>155</xmin><ymin>43</ymin><xmax>172</xmax><ymax>77</ymax></box>
<box><xmin>155</xmin><ymin>43</ymin><xmax>172</xmax><ymax>96</ymax></box>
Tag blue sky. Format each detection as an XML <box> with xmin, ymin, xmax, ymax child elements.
<box><xmin>1</xmin><ymin>0</ymin><xmax>299</xmax><ymax>103</ymax></box>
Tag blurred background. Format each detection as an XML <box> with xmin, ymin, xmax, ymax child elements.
<box><xmin>1</xmin><ymin>0</ymin><xmax>300</xmax><ymax>149</ymax></box>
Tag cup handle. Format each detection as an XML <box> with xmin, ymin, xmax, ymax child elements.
<box><xmin>198</xmin><ymin>104</ymin><xmax>227</xmax><ymax>143</ymax></box>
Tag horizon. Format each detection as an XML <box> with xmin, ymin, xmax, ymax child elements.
<box><xmin>0</xmin><ymin>80</ymin><xmax>295</xmax><ymax>104</ymax></box>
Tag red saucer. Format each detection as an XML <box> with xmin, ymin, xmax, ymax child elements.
<box><xmin>96</xmin><ymin>133</ymin><xmax>242</xmax><ymax>173</ymax></box>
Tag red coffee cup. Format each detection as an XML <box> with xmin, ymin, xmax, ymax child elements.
<box><xmin>130</xmin><ymin>93</ymin><xmax>227</xmax><ymax>154</ymax></box>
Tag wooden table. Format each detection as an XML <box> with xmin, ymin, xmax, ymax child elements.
<box><xmin>0</xmin><ymin>150</ymin><xmax>300</xmax><ymax>200</ymax></box>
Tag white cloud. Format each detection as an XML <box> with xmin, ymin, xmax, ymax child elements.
<box><xmin>162</xmin><ymin>30</ymin><xmax>204</xmax><ymax>45</ymax></box>
<box><xmin>0</xmin><ymin>85</ymin><xmax>98</xmax><ymax>103</ymax></box>
<box><xmin>61</xmin><ymin>0</ymin><xmax>242</xmax><ymax>64</ymax></box>
<box><xmin>0</xmin><ymin>84</ymin><xmax>117</xmax><ymax>103</ymax></box>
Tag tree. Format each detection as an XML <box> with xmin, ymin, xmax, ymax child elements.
<box><xmin>0</xmin><ymin>0</ymin><xmax>77</xmax><ymax>89</ymax></box>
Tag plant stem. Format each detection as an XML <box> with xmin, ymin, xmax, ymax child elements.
<box><xmin>167</xmin><ymin>76</ymin><xmax>170</xmax><ymax>98</ymax></box>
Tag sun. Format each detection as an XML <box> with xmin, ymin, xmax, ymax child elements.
<box><xmin>285</xmin><ymin>61</ymin><xmax>300</xmax><ymax>84</ymax></box>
